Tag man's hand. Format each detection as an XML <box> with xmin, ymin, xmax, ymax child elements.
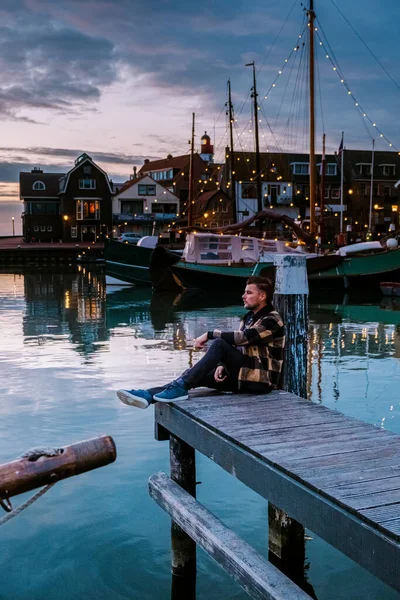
<box><xmin>214</xmin><ymin>365</ymin><xmax>227</xmax><ymax>383</ymax></box>
<box><xmin>194</xmin><ymin>332</ymin><xmax>208</xmax><ymax>350</ymax></box>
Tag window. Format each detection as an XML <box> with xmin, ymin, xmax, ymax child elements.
<box><xmin>152</xmin><ymin>169</ymin><xmax>173</xmax><ymax>181</ymax></box>
<box><xmin>358</xmin><ymin>164</ymin><xmax>371</xmax><ymax>176</ymax></box>
<box><xmin>138</xmin><ymin>184</ymin><xmax>156</xmax><ymax>195</ymax></box>
<box><xmin>29</xmin><ymin>202</ymin><xmax>59</xmax><ymax>215</ymax></box>
<box><xmin>47</xmin><ymin>225</ymin><xmax>52</xmax><ymax>232</ymax></box>
<box><xmin>360</xmin><ymin>183</ymin><xmax>369</xmax><ymax>196</ymax></box>
<box><xmin>324</xmin><ymin>187</ymin><xmax>330</xmax><ymax>199</ymax></box>
<box><xmin>331</xmin><ymin>188</ymin><xmax>340</xmax><ymax>199</ymax></box>
<box><xmin>83</xmin><ymin>165</ymin><xmax>92</xmax><ymax>175</ymax></box>
<box><xmin>326</xmin><ymin>164</ymin><xmax>337</xmax><ymax>176</ymax></box>
<box><xmin>32</xmin><ymin>181</ymin><xmax>46</xmax><ymax>191</ymax></box>
<box><xmin>152</xmin><ymin>203</ymin><xmax>177</xmax><ymax>214</ymax></box>
<box><xmin>33</xmin><ymin>225</ymin><xmax>39</xmax><ymax>232</ymax></box>
<box><xmin>79</xmin><ymin>179</ymin><xmax>96</xmax><ymax>189</ymax></box>
<box><xmin>71</xmin><ymin>227</ymin><xmax>78</xmax><ymax>238</ymax></box>
<box><xmin>292</xmin><ymin>163</ymin><xmax>309</xmax><ymax>175</ymax></box>
<box><xmin>76</xmin><ymin>200</ymin><xmax>100</xmax><ymax>220</ymax></box>
<box><xmin>121</xmin><ymin>200</ymin><xmax>143</xmax><ymax>214</ymax></box>
<box><xmin>381</xmin><ymin>165</ymin><xmax>395</xmax><ymax>177</ymax></box>
<box><xmin>384</xmin><ymin>186</ymin><xmax>391</xmax><ymax>196</ymax></box>
<box><xmin>242</xmin><ymin>183</ymin><xmax>257</xmax><ymax>199</ymax></box>
<box><xmin>40</xmin><ymin>225</ymin><xmax>46</xmax><ymax>232</ymax></box>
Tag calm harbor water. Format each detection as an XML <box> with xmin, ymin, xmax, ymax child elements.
<box><xmin>0</xmin><ymin>267</ymin><xmax>399</xmax><ymax>600</ymax></box>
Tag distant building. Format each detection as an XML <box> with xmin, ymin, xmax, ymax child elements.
<box><xmin>20</xmin><ymin>153</ymin><xmax>113</xmax><ymax>242</ymax></box>
<box><xmin>113</xmin><ymin>174</ymin><xmax>180</xmax><ymax>237</ymax></box>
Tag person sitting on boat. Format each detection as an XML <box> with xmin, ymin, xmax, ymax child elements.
<box><xmin>116</xmin><ymin>276</ymin><xmax>285</xmax><ymax>409</ymax></box>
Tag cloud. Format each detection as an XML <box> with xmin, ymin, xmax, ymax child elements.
<box><xmin>0</xmin><ymin>17</ymin><xmax>118</xmax><ymax>120</ymax></box>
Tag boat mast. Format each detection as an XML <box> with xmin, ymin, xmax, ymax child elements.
<box><xmin>308</xmin><ymin>0</ymin><xmax>316</xmax><ymax>238</ymax></box>
<box><xmin>188</xmin><ymin>112</ymin><xmax>195</xmax><ymax>228</ymax></box>
<box><xmin>246</xmin><ymin>61</ymin><xmax>262</xmax><ymax>215</ymax></box>
<box><xmin>368</xmin><ymin>138</ymin><xmax>375</xmax><ymax>232</ymax></box>
<box><xmin>320</xmin><ymin>132</ymin><xmax>326</xmax><ymax>245</ymax></box>
<box><xmin>340</xmin><ymin>131</ymin><xmax>344</xmax><ymax>234</ymax></box>
<box><xmin>227</xmin><ymin>80</ymin><xmax>237</xmax><ymax>223</ymax></box>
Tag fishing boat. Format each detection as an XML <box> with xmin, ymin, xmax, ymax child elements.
<box><xmin>151</xmin><ymin>231</ymin><xmax>320</xmax><ymax>292</ymax></box>
<box><xmin>380</xmin><ymin>282</ymin><xmax>400</xmax><ymax>296</ymax></box>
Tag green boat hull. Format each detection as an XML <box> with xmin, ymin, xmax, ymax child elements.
<box><xmin>309</xmin><ymin>248</ymin><xmax>400</xmax><ymax>286</ymax></box>
<box><xmin>105</xmin><ymin>239</ymin><xmax>153</xmax><ymax>286</ymax></box>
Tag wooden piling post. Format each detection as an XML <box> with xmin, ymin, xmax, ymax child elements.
<box><xmin>269</xmin><ymin>254</ymin><xmax>309</xmax><ymax>584</ymax></box>
<box><xmin>169</xmin><ymin>434</ymin><xmax>197</xmax><ymax>581</ymax></box>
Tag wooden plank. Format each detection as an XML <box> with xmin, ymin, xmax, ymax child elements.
<box><xmin>324</xmin><ymin>475</ymin><xmax>400</xmax><ymax>499</ymax></box>
<box><xmin>149</xmin><ymin>472</ymin><xmax>312</xmax><ymax>600</ymax></box>
<box><xmin>155</xmin><ymin>403</ymin><xmax>400</xmax><ymax>590</ymax></box>
<box><xmin>345</xmin><ymin>489</ymin><xmax>400</xmax><ymax>511</ymax></box>
<box><xmin>360</xmin><ymin>504</ymin><xmax>400</xmax><ymax>524</ymax></box>
<box><xmin>254</xmin><ymin>435</ymin><xmax>398</xmax><ymax>464</ymax></box>
<box><xmin>281</xmin><ymin>445</ymin><xmax>400</xmax><ymax>472</ymax></box>
<box><xmin>302</xmin><ymin>464</ymin><xmax>400</xmax><ymax>490</ymax></box>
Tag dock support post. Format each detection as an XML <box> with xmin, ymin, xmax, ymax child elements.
<box><xmin>269</xmin><ymin>254</ymin><xmax>309</xmax><ymax>584</ymax></box>
<box><xmin>169</xmin><ymin>434</ymin><xmax>197</xmax><ymax>596</ymax></box>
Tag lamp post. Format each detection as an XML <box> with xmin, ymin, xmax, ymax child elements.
<box><xmin>11</xmin><ymin>216</ymin><xmax>15</xmax><ymax>236</ymax></box>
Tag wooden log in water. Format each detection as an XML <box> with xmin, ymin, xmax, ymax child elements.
<box><xmin>0</xmin><ymin>435</ymin><xmax>116</xmax><ymax>499</ymax></box>
<box><xmin>149</xmin><ymin>472</ymin><xmax>312</xmax><ymax>600</ymax></box>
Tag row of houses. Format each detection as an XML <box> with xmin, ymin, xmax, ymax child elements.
<box><xmin>19</xmin><ymin>134</ymin><xmax>400</xmax><ymax>243</ymax></box>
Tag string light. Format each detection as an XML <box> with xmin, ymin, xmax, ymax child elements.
<box><xmin>317</xmin><ymin>29</ymin><xmax>400</xmax><ymax>152</ymax></box>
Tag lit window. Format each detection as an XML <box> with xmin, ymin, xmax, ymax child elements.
<box><xmin>76</xmin><ymin>200</ymin><xmax>100</xmax><ymax>220</ymax></box>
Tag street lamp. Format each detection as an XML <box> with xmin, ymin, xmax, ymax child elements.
<box><xmin>11</xmin><ymin>216</ymin><xmax>15</xmax><ymax>236</ymax></box>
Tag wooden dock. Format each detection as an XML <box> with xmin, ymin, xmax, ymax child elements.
<box><xmin>153</xmin><ymin>390</ymin><xmax>400</xmax><ymax>595</ymax></box>
<box><xmin>0</xmin><ymin>237</ymin><xmax>104</xmax><ymax>264</ymax></box>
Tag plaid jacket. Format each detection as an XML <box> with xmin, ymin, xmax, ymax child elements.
<box><xmin>209</xmin><ymin>303</ymin><xmax>285</xmax><ymax>393</ymax></box>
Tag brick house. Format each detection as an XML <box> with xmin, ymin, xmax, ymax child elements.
<box><xmin>20</xmin><ymin>153</ymin><xmax>113</xmax><ymax>242</ymax></box>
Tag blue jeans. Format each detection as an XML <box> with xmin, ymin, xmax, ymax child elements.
<box><xmin>147</xmin><ymin>338</ymin><xmax>244</xmax><ymax>396</ymax></box>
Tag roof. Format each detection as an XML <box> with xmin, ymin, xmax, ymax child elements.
<box><xmin>19</xmin><ymin>172</ymin><xmax>65</xmax><ymax>197</ymax></box>
<box><xmin>61</xmin><ymin>155</ymin><xmax>113</xmax><ymax>193</ymax></box>
<box><xmin>114</xmin><ymin>175</ymin><xmax>145</xmax><ymax>195</ymax></box>
<box><xmin>195</xmin><ymin>189</ymin><xmax>231</xmax><ymax>217</ymax></box>
<box><xmin>344</xmin><ymin>149</ymin><xmax>400</xmax><ymax>181</ymax></box>
<box><xmin>139</xmin><ymin>154</ymin><xmax>191</xmax><ymax>174</ymax></box>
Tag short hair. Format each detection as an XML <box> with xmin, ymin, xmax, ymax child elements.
<box><xmin>246</xmin><ymin>276</ymin><xmax>273</xmax><ymax>298</ymax></box>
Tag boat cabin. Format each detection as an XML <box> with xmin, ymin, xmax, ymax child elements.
<box><xmin>181</xmin><ymin>233</ymin><xmax>303</xmax><ymax>265</ymax></box>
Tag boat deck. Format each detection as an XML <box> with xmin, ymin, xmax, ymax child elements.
<box><xmin>155</xmin><ymin>389</ymin><xmax>400</xmax><ymax>592</ymax></box>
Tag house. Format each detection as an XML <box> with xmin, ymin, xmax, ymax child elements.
<box><xmin>113</xmin><ymin>174</ymin><xmax>180</xmax><ymax>237</ymax></box>
<box><xmin>20</xmin><ymin>153</ymin><xmax>113</xmax><ymax>243</ymax></box>
<box><xmin>190</xmin><ymin>190</ymin><xmax>233</xmax><ymax>229</ymax></box>
<box><xmin>343</xmin><ymin>150</ymin><xmax>400</xmax><ymax>236</ymax></box>
<box><xmin>20</xmin><ymin>168</ymin><xmax>65</xmax><ymax>242</ymax></box>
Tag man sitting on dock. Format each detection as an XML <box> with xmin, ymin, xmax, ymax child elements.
<box><xmin>117</xmin><ymin>276</ymin><xmax>285</xmax><ymax>409</ymax></box>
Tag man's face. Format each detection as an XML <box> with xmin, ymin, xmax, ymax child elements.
<box><xmin>242</xmin><ymin>284</ymin><xmax>266</xmax><ymax>310</ymax></box>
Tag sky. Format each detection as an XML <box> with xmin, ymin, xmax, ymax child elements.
<box><xmin>0</xmin><ymin>0</ymin><xmax>400</xmax><ymax>203</ymax></box>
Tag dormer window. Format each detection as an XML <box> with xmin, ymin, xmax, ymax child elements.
<box><xmin>292</xmin><ymin>163</ymin><xmax>309</xmax><ymax>175</ymax></box>
<box><xmin>326</xmin><ymin>164</ymin><xmax>337</xmax><ymax>176</ymax></box>
<box><xmin>79</xmin><ymin>178</ymin><xmax>96</xmax><ymax>189</ymax></box>
<box><xmin>380</xmin><ymin>164</ymin><xmax>395</xmax><ymax>177</ymax></box>
<box><xmin>357</xmin><ymin>164</ymin><xmax>371</xmax><ymax>176</ymax></box>
<box><xmin>32</xmin><ymin>181</ymin><xmax>46</xmax><ymax>191</ymax></box>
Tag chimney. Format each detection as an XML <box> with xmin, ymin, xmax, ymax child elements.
<box><xmin>133</xmin><ymin>166</ymin><xmax>137</xmax><ymax>177</ymax></box>
<box><xmin>31</xmin><ymin>167</ymin><xmax>43</xmax><ymax>173</ymax></box>
<box><xmin>167</xmin><ymin>154</ymin><xmax>173</xmax><ymax>159</ymax></box>
<box><xmin>144</xmin><ymin>158</ymin><xmax>150</xmax><ymax>164</ymax></box>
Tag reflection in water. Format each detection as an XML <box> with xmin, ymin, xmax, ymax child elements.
<box><xmin>1</xmin><ymin>269</ymin><xmax>400</xmax><ymax>600</ymax></box>
<box><xmin>22</xmin><ymin>267</ymin><xmax>108</xmax><ymax>358</ymax></box>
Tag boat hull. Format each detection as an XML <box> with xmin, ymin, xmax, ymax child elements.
<box><xmin>170</xmin><ymin>261</ymin><xmax>274</xmax><ymax>292</ymax></box>
<box><xmin>309</xmin><ymin>248</ymin><xmax>400</xmax><ymax>289</ymax></box>
<box><xmin>105</xmin><ymin>239</ymin><xmax>153</xmax><ymax>286</ymax></box>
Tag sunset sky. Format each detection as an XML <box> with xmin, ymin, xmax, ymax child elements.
<box><xmin>1</xmin><ymin>0</ymin><xmax>400</xmax><ymax>203</ymax></box>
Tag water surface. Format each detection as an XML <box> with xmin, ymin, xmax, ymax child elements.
<box><xmin>0</xmin><ymin>268</ymin><xmax>399</xmax><ymax>600</ymax></box>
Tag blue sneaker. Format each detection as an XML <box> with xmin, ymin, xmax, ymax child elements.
<box><xmin>153</xmin><ymin>382</ymin><xmax>188</xmax><ymax>403</ymax></box>
<box><xmin>117</xmin><ymin>389</ymin><xmax>152</xmax><ymax>409</ymax></box>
